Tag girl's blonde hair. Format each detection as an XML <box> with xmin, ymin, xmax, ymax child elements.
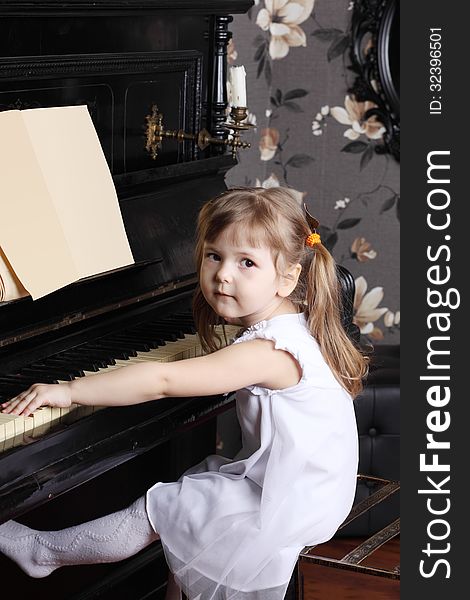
<box><xmin>192</xmin><ymin>186</ymin><xmax>368</xmax><ymax>397</ymax></box>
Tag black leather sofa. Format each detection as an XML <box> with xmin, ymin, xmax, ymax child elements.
<box><xmin>340</xmin><ymin>343</ymin><xmax>400</xmax><ymax>536</ymax></box>
<box><xmin>337</xmin><ymin>267</ymin><xmax>400</xmax><ymax>536</ymax></box>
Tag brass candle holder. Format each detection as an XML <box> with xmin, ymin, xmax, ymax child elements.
<box><xmin>145</xmin><ymin>105</ymin><xmax>254</xmax><ymax>160</ymax></box>
<box><xmin>223</xmin><ymin>106</ymin><xmax>255</xmax><ymax>158</ymax></box>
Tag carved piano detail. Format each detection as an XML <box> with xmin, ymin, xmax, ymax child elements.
<box><xmin>0</xmin><ymin>1</ymin><xmax>252</xmax><ymax>597</ymax></box>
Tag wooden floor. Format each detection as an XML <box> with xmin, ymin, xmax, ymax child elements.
<box><xmin>298</xmin><ymin>536</ymin><xmax>400</xmax><ymax>600</ymax></box>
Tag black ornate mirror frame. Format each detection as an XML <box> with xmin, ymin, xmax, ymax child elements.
<box><xmin>349</xmin><ymin>0</ymin><xmax>400</xmax><ymax>161</ymax></box>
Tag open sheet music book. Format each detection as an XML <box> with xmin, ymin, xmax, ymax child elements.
<box><xmin>0</xmin><ymin>105</ymin><xmax>134</xmax><ymax>301</ymax></box>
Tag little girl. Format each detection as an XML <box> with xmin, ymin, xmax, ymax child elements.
<box><xmin>0</xmin><ymin>186</ymin><xmax>368</xmax><ymax>600</ymax></box>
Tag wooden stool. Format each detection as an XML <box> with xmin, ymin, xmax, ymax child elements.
<box><xmin>293</xmin><ymin>475</ymin><xmax>400</xmax><ymax>599</ymax></box>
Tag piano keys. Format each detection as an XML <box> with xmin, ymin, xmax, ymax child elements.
<box><xmin>0</xmin><ymin>320</ymin><xmax>240</xmax><ymax>453</ymax></box>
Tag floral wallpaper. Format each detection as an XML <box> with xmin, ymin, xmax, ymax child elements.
<box><xmin>225</xmin><ymin>0</ymin><xmax>400</xmax><ymax>345</ymax></box>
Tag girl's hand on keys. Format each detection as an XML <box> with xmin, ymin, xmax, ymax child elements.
<box><xmin>0</xmin><ymin>383</ymin><xmax>72</xmax><ymax>416</ymax></box>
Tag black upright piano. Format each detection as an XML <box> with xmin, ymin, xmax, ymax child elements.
<box><xmin>0</xmin><ymin>1</ymin><xmax>252</xmax><ymax>597</ymax></box>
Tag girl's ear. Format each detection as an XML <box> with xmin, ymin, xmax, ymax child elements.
<box><xmin>278</xmin><ymin>263</ymin><xmax>302</xmax><ymax>298</ymax></box>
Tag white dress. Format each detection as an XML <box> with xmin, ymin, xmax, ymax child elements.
<box><xmin>146</xmin><ymin>312</ymin><xmax>359</xmax><ymax>600</ymax></box>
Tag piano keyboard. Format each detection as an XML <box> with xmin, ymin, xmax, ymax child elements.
<box><xmin>0</xmin><ymin>315</ymin><xmax>240</xmax><ymax>453</ymax></box>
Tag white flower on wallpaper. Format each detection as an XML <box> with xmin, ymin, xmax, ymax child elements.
<box><xmin>255</xmin><ymin>173</ymin><xmax>281</xmax><ymax>188</ymax></box>
<box><xmin>384</xmin><ymin>310</ymin><xmax>400</xmax><ymax>328</ymax></box>
<box><xmin>312</xmin><ymin>105</ymin><xmax>329</xmax><ymax>136</ymax></box>
<box><xmin>312</xmin><ymin>120</ymin><xmax>323</xmax><ymax>136</ymax></box>
<box><xmin>245</xmin><ymin>111</ymin><xmax>258</xmax><ymax>126</ymax></box>
<box><xmin>353</xmin><ymin>276</ymin><xmax>388</xmax><ymax>338</ymax></box>
<box><xmin>256</xmin><ymin>0</ymin><xmax>315</xmax><ymax>60</ymax></box>
<box><xmin>330</xmin><ymin>95</ymin><xmax>385</xmax><ymax>140</ymax></box>
<box><xmin>334</xmin><ymin>197</ymin><xmax>350</xmax><ymax>210</ymax></box>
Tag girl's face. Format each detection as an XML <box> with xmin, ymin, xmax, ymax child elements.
<box><xmin>200</xmin><ymin>224</ymin><xmax>289</xmax><ymax>327</ymax></box>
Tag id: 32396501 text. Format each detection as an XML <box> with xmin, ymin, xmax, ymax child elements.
<box><xmin>429</xmin><ymin>28</ymin><xmax>442</xmax><ymax>116</ymax></box>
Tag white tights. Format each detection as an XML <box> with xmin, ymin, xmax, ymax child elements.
<box><xmin>0</xmin><ymin>496</ymin><xmax>159</xmax><ymax>578</ymax></box>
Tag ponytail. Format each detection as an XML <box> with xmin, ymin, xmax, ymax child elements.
<box><xmin>304</xmin><ymin>245</ymin><xmax>368</xmax><ymax>397</ymax></box>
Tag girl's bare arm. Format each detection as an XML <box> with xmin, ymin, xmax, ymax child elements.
<box><xmin>1</xmin><ymin>339</ymin><xmax>301</xmax><ymax>416</ymax></box>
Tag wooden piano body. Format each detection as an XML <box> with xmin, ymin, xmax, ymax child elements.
<box><xmin>0</xmin><ymin>1</ymin><xmax>251</xmax><ymax>597</ymax></box>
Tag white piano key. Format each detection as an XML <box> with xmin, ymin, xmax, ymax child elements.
<box><xmin>31</xmin><ymin>407</ymin><xmax>53</xmax><ymax>438</ymax></box>
<box><xmin>0</xmin><ymin>413</ymin><xmax>20</xmax><ymax>451</ymax></box>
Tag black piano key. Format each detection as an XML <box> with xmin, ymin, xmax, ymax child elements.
<box><xmin>0</xmin><ymin>387</ymin><xmax>27</xmax><ymax>400</ymax></box>
<box><xmin>21</xmin><ymin>367</ymin><xmax>75</xmax><ymax>383</ymax></box>
<box><xmin>61</xmin><ymin>350</ymin><xmax>116</xmax><ymax>366</ymax></box>
<box><xmin>29</xmin><ymin>361</ymin><xmax>86</xmax><ymax>378</ymax></box>
<box><xmin>109</xmin><ymin>333</ymin><xmax>161</xmax><ymax>349</ymax></box>
<box><xmin>87</xmin><ymin>340</ymin><xmax>138</xmax><ymax>354</ymax></box>
<box><xmin>0</xmin><ymin>380</ymin><xmax>28</xmax><ymax>393</ymax></box>
<box><xmin>71</xmin><ymin>360</ymin><xmax>112</xmax><ymax>372</ymax></box>
<box><xmin>83</xmin><ymin>344</ymin><xmax>136</xmax><ymax>360</ymax></box>
<box><xmin>0</xmin><ymin>379</ymin><xmax>58</xmax><ymax>396</ymax></box>
<box><xmin>164</xmin><ymin>314</ymin><xmax>196</xmax><ymax>325</ymax></box>
<box><xmin>157</xmin><ymin>318</ymin><xmax>197</xmax><ymax>334</ymax></box>
<box><xmin>47</xmin><ymin>350</ymin><xmax>110</xmax><ymax>366</ymax></box>
<box><xmin>66</xmin><ymin>363</ymin><xmax>101</xmax><ymax>373</ymax></box>
<box><xmin>120</xmin><ymin>327</ymin><xmax>166</xmax><ymax>346</ymax></box>
<box><xmin>129</xmin><ymin>323</ymin><xmax>177</xmax><ymax>341</ymax></box>
<box><xmin>148</xmin><ymin>319</ymin><xmax>187</xmax><ymax>331</ymax></box>
<box><xmin>19</xmin><ymin>364</ymin><xmax>74</xmax><ymax>378</ymax></box>
<box><xmin>121</xmin><ymin>323</ymin><xmax>167</xmax><ymax>339</ymax></box>
<box><xmin>140</xmin><ymin>322</ymin><xmax>185</xmax><ymax>339</ymax></box>
<box><xmin>20</xmin><ymin>367</ymin><xmax>78</xmax><ymax>381</ymax></box>
<box><xmin>36</xmin><ymin>357</ymin><xmax>71</xmax><ymax>367</ymax></box>
<box><xmin>0</xmin><ymin>374</ymin><xmax>58</xmax><ymax>386</ymax></box>
<box><xmin>172</xmin><ymin>311</ymin><xmax>195</xmax><ymax>323</ymax></box>
<box><xmin>0</xmin><ymin>374</ymin><xmax>30</xmax><ymax>383</ymax></box>
<box><xmin>37</xmin><ymin>357</ymin><xmax>101</xmax><ymax>373</ymax></box>
<box><xmin>81</xmin><ymin>344</ymin><xmax>135</xmax><ymax>359</ymax></box>
<box><xmin>101</xmin><ymin>335</ymin><xmax>151</xmax><ymax>353</ymax></box>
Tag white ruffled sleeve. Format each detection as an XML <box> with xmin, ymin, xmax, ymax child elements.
<box><xmin>231</xmin><ymin>317</ymin><xmax>341</xmax><ymax>396</ymax></box>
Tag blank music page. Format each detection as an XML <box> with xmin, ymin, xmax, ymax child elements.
<box><xmin>0</xmin><ymin>105</ymin><xmax>134</xmax><ymax>300</ymax></box>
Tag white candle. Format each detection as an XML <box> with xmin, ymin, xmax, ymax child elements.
<box><xmin>230</xmin><ymin>65</ymin><xmax>247</xmax><ymax>107</ymax></box>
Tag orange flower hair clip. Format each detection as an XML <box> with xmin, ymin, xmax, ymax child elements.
<box><xmin>306</xmin><ymin>232</ymin><xmax>321</xmax><ymax>247</ymax></box>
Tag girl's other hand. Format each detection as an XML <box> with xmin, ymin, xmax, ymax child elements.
<box><xmin>0</xmin><ymin>383</ymin><xmax>72</xmax><ymax>417</ymax></box>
